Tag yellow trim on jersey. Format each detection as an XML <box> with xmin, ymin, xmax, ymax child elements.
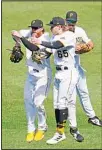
<box><xmin>36</xmin><ymin>44</ymin><xmax>41</xmax><ymax>49</ymax></box>
<box><xmin>46</xmin><ymin>48</ymin><xmax>52</xmax><ymax>53</ymax></box>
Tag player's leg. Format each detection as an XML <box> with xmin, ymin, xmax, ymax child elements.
<box><xmin>64</xmin><ymin>68</ymin><xmax>84</xmax><ymax>142</ymax></box>
<box><xmin>45</xmin><ymin>68</ymin><xmax>52</xmax><ymax>97</ymax></box>
<box><xmin>77</xmin><ymin>66</ymin><xmax>102</xmax><ymax>126</ymax></box>
<box><xmin>67</xmin><ymin>87</ymin><xmax>84</xmax><ymax>142</ymax></box>
<box><xmin>24</xmin><ymin>73</ymin><xmax>37</xmax><ymax>142</ymax></box>
<box><xmin>46</xmin><ymin>69</ymin><xmax>78</xmax><ymax>144</ymax></box>
<box><xmin>67</xmin><ymin>87</ymin><xmax>77</xmax><ymax>128</ymax></box>
<box><xmin>46</xmin><ymin>77</ymin><xmax>67</xmax><ymax>144</ymax></box>
<box><xmin>36</xmin><ymin>69</ymin><xmax>52</xmax><ymax>131</ymax></box>
<box><xmin>33</xmin><ymin>75</ymin><xmax>48</xmax><ymax>141</ymax></box>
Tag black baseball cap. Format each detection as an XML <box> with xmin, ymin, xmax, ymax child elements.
<box><xmin>66</xmin><ymin>11</ymin><xmax>77</xmax><ymax>24</ymax></box>
<box><xmin>47</xmin><ymin>17</ymin><xmax>65</xmax><ymax>27</ymax></box>
<box><xmin>28</xmin><ymin>19</ymin><xmax>43</xmax><ymax>28</ymax></box>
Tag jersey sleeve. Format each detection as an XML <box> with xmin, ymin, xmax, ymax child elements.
<box><xmin>59</xmin><ymin>31</ymin><xmax>76</xmax><ymax>47</ymax></box>
<box><xmin>19</xmin><ymin>29</ymin><xmax>32</xmax><ymax>38</ymax></box>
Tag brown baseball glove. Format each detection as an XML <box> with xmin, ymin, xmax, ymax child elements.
<box><xmin>75</xmin><ymin>43</ymin><xmax>91</xmax><ymax>54</ymax></box>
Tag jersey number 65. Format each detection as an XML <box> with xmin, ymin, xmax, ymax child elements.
<box><xmin>57</xmin><ymin>50</ymin><xmax>69</xmax><ymax>58</ymax></box>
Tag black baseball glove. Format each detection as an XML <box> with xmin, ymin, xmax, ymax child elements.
<box><xmin>32</xmin><ymin>48</ymin><xmax>52</xmax><ymax>64</ymax></box>
<box><xmin>9</xmin><ymin>45</ymin><xmax>24</xmax><ymax>63</ymax></box>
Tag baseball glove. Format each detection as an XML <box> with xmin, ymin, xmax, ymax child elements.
<box><xmin>31</xmin><ymin>48</ymin><xmax>52</xmax><ymax>64</ymax></box>
<box><xmin>9</xmin><ymin>45</ymin><xmax>24</xmax><ymax>63</ymax></box>
<box><xmin>75</xmin><ymin>43</ymin><xmax>91</xmax><ymax>54</ymax></box>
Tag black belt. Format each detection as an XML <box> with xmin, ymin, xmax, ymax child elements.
<box><xmin>33</xmin><ymin>69</ymin><xmax>39</xmax><ymax>72</ymax></box>
<box><xmin>56</xmin><ymin>66</ymin><xmax>68</xmax><ymax>71</ymax></box>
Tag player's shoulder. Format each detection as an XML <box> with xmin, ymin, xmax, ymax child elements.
<box><xmin>75</xmin><ymin>26</ymin><xmax>86</xmax><ymax>33</ymax></box>
<box><xmin>41</xmin><ymin>32</ymin><xmax>50</xmax><ymax>38</ymax></box>
<box><xmin>63</xmin><ymin>31</ymin><xmax>75</xmax><ymax>39</ymax></box>
<box><xmin>64</xmin><ymin>30</ymin><xmax>74</xmax><ymax>35</ymax></box>
<box><xmin>40</xmin><ymin>32</ymin><xmax>50</xmax><ymax>41</ymax></box>
<box><xmin>19</xmin><ymin>29</ymin><xmax>31</xmax><ymax>38</ymax></box>
<box><xmin>19</xmin><ymin>29</ymin><xmax>31</xmax><ymax>33</ymax></box>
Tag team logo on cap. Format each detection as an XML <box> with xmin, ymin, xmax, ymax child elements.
<box><xmin>70</xmin><ymin>13</ymin><xmax>73</xmax><ymax>17</ymax></box>
<box><xmin>32</xmin><ymin>20</ymin><xmax>35</xmax><ymax>23</ymax></box>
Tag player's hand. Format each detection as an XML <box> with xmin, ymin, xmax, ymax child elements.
<box><xmin>76</xmin><ymin>44</ymin><xmax>82</xmax><ymax>51</ymax></box>
<box><xmin>31</xmin><ymin>37</ymin><xmax>41</xmax><ymax>45</ymax></box>
<box><xmin>11</xmin><ymin>30</ymin><xmax>22</xmax><ymax>38</ymax></box>
<box><xmin>86</xmin><ymin>41</ymin><xmax>94</xmax><ymax>50</ymax></box>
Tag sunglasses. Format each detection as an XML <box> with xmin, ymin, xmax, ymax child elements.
<box><xmin>50</xmin><ymin>25</ymin><xmax>58</xmax><ymax>29</ymax></box>
<box><xmin>31</xmin><ymin>27</ymin><xmax>40</xmax><ymax>30</ymax></box>
<box><xmin>68</xmin><ymin>24</ymin><xmax>75</xmax><ymax>26</ymax></box>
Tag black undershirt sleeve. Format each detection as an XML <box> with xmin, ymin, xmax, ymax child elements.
<box><xmin>41</xmin><ymin>41</ymin><xmax>64</xmax><ymax>49</ymax></box>
<box><xmin>20</xmin><ymin>37</ymin><xmax>64</xmax><ymax>52</ymax></box>
<box><xmin>20</xmin><ymin>37</ymin><xmax>39</xmax><ymax>51</ymax></box>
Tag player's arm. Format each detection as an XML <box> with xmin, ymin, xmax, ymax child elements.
<box><xmin>11</xmin><ymin>31</ymin><xmax>53</xmax><ymax>56</ymax></box>
<box><xmin>20</xmin><ymin>37</ymin><xmax>53</xmax><ymax>56</ymax></box>
<box><xmin>75</xmin><ymin>40</ymin><xmax>94</xmax><ymax>54</ymax></box>
<box><xmin>20</xmin><ymin>36</ymin><xmax>39</xmax><ymax>51</ymax></box>
<box><xmin>20</xmin><ymin>36</ymin><xmax>63</xmax><ymax>51</ymax></box>
<box><xmin>31</xmin><ymin>37</ymin><xmax>65</xmax><ymax>49</ymax></box>
<box><xmin>20</xmin><ymin>36</ymin><xmax>52</xmax><ymax>59</ymax></box>
<box><xmin>41</xmin><ymin>41</ymin><xmax>64</xmax><ymax>49</ymax></box>
<box><xmin>11</xmin><ymin>29</ymin><xmax>31</xmax><ymax>47</ymax></box>
<box><xmin>76</xmin><ymin>28</ymin><xmax>94</xmax><ymax>54</ymax></box>
<box><xmin>11</xmin><ymin>30</ymin><xmax>39</xmax><ymax>51</ymax></box>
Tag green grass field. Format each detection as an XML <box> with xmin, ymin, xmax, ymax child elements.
<box><xmin>2</xmin><ymin>1</ymin><xmax>102</xmax><ymax>149</ymax></box>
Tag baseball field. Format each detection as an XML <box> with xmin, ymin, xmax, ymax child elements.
<box><xmin>2</xmin><ymin>1</ymin><xmax>102</xmax><ymax>149</ymax></box>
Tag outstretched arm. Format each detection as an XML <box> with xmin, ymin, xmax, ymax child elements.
<box><xmin>31</xmin><ymin>37</ymin><xmax>64</xmax><ymax>49</ymax></box>
<box><xmin>12</xmin><ymin>30</ymin><xmax>63</xmax><ymax>52</ymax></box>
<box><xmin>11</xmin><ymin>30</ymin><xmax>39</xmax><ymax>51</ymax></box>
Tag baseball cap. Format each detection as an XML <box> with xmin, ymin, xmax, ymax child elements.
<box><xmin>66</xmin><ymin>11</ymin><xmax>77</xmax><ymax>24</ymax></box>
<box><xmin>28</xmin><ymin>19</ymin><xmax>43</xmax><ymax>28</ymax></box>
<box><xmin>46</xmin><ymin>17</ymin><xmax>65</xmax><ymax>27</ymax></box>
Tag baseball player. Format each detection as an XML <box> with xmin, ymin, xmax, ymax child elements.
<box><xmin>11</xmin><ymin>19</ymin><xmax>52</xmax><ymax>142</ymax></box>
<box><xmin>64</xmin><ymin>11</ymin><xmax>102</xmax><ymax>141</ymax></box>
<box><xmin>24</xmin><ymin>17</ymin><xmax>84</xmax><ymax>144</ymax></box>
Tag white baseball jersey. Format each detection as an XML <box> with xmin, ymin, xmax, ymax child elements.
<box><xmin>19</xmin><ymin>29</ymin><xmax>51</xmax><ymax>77</ymax></box>
<box><xmin>50</xmin><ymin>31</ymin><xmax>76</xmax><ymax>68</ymax></box>
<box><xmin>52</xmin><ymin>31</ymin><xmax>79</xmax><ymax>110</ymax></box>
<box><xmin>74</xmin><ymin>26</ymin><xmax>91</xmax><ymax>66</ymax></box>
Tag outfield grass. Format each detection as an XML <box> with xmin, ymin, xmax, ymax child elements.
<box><xmin>2</xmin><ymin>1</ymin><xmax>102</xmax><ymax>149</ymax></box>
